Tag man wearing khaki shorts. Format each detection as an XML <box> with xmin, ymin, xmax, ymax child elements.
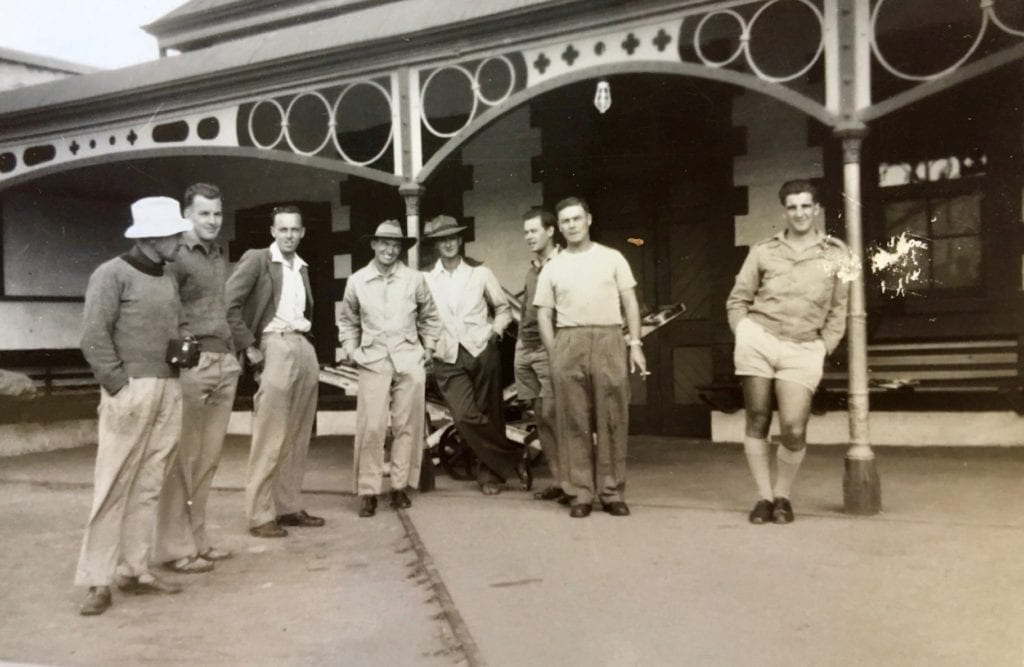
<box><xmin>726</xmin><ymin>180</ymin><xmax>850</xmax><ymax>524</ymax></box>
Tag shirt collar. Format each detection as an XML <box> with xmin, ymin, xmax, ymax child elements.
<box><xmin>367</xmin><ymin>260</ymin><xmax>405</xmax><ymax>281</ymax></box>
<box><xmin>531</xmin><ymin>244</ymin><xmax>561</xmax><ymax>269</ymax></box>
<box><xmin>772</xmin><ymin>228</ymin><xmax>827</xmax><ymax>250</ymax></box>
<box><xmin>182</xmin><ymin>229</ymin><xmax>221</xmax><ymax>256</ymax></box>
<box><xmin>122</xmin><ymin>245</ymin><xmax>164</xmax><ymax>276</ymax></box>
<box><xmin>270</xmin><ymin>241</ymin><xmax>306</xmax><ymax>268</ymax></box>
<box><xmin>430</xmin><ymin>258</ymin><xmax>467</xmax><ymax>276</ymax></box>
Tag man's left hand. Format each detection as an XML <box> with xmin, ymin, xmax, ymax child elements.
<box><xmin>629</xmin><ymin>346</ymin><xmax>648</xmax><ymax>377</ymax></box>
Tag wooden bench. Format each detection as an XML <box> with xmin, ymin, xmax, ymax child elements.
<box><xmin>0</xmin><ymin>349</ymin><xmax>100</xmax><ymax>424</ymax></box>
<box><xmin>698</xmin><ymin>337</ymin><xmax>1024</xmax><ymax>415</ymax></box>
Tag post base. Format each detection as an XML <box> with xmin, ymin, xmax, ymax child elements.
<box><xmin>843</xmin><ymin>455</ymin><xmax>881</xmax><ymax>515</ymax></box>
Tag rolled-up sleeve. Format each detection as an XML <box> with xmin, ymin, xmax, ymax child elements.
<box><xmin>415</xmin><ymin>275</ymin><xmax>441</xmax><ymax>349</ymax></box>
<box><xmin>482</xmin><ymin>268</ymin><xmax>511</xmax><ymax>336</ymax></box>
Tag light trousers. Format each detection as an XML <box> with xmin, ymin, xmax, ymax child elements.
<box><xmin>246</xmin><ymin>332</ymin><xmax>318</xmax><ymax>527</ymax></box>
<box><xmin>353</xmin><ymin>356</ymin><xmax>425</xmax><ymax>495</ymax></box>
<box><xmin>551</xmin><ymin>327</ymin><xmax>630</xmax><ymax>504</ymax></box>
<box><xmin>75</xmin><ymin>377</ymin><xmax>181</xmax><ymax>586</ymax></box>
<box><xmin>155</xmin><ymin>351</ymin><xmax>240</xmax><ymax>562</ymax></box>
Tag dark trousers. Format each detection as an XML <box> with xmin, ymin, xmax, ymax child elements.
<box><xmin>433</xmin><ymin>342</ymin><xmax>518</xmax><ymax>482</ymax></box>
<box><xmin>551</xmin><ymin>326</ymin><xmax>630</xmax><ymax>504</ymax></box>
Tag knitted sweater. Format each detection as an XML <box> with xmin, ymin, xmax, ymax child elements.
<box><xmin>80</xmin><ymin>249</ymin><xmax>180</xmax><ymax>394</ymax></box>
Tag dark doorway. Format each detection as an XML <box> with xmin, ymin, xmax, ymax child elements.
<box><xmin>533</xmin><ymin>74</ymin><xmax>735</xmax><ymax>436</ymax></box>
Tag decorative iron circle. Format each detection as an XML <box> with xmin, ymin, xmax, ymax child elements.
<box><xmin>990</xmin><ymin>0</ymin><xmax>1024</xmax><ymax>36</ymax></box>
<box><xmin>331</xmin><ymin>80</ymin><xmax>394</xmax><ymax>167</ymax></box>
<box><xmin>283</xmin><ymin>91</ymin><xmax>333</xmax><ymax>156</ymax></box>
<box><xmin>693</xmin><ymin>10</ymin><xmax>746</xmax><ymax>67</ymax></box>
<box><xmin>420</xmin><ymin>65</ymin><xmax>479</xmax><ymax>138</ymax></box>
<box><xmin>745</xmin><ymin>0</ymin><xmax>824</xmax><ymax>83</ymax></box>
<box><xmin>247</xmin><ymin>98</ymin><xmax>286</xmax><ymax>149</ymax></box>
<box><xmin>870</xmin><ymin>0</ymin><xmax>987</xmax><ymax>81</ymax></box>
<box><xmin>474</xmin><ymin>55</ymin><xmax>516</xmax><ymax>106</ymax></box>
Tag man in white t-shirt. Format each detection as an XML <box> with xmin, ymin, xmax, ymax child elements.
<box><xmin>534</xmin><ymin>196</ymin><xmax>647</xmax><ymax>518</ymax></box>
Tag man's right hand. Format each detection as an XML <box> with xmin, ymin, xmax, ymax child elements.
<box><xmin>338</xmin><ymin>346</ymin><xmax>354</xmax><ymax>364</ymax></box>
<box><xmin>245</xmin><ymin>345</ymin><xmax>264</xmax><ymax>367</ymax></box>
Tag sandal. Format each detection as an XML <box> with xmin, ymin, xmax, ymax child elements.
<box><xmin>165</xmin><ymin>556</ymin><xmax>213</xmax><ymax>574</ymax></box>
<box><xmin>198</xmin><ymin>547</ymin><xmax>234</xmax><ymax>562</ymax></box>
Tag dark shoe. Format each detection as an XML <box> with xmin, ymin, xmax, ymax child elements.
<box><xmin>533</xmin><ymin>486</ymin><xmax>566</xmax><ymax>501</ymax></box>
<box><xmin>276</xmin><ymin>510</ymin><xmax>325</xmax><ymax>527</ymax></box>
<box><xmin>249</xmin><ymin>520</ymin><xmax>288</xmax><ymax>538</ymax></box>
<box><xmin>80</xmin><ymin>586</ymin><xmax>111</xmax><ymax>616</ymax></box>
<box><xmin>748</xmin><ymin>499</ymin><xmax>775</xmax><ymax>524</ymax></box>
<box><xmin>359</xmin><ymin>495</ymin><xmax>377</xmax><ymax>517</ymax></box>
<box><xmin>515</xmin><ymin>459</ymin><xmax>533</xmax><ymax>491</ymax></box>
<box><xmin>198</xmin><ymin>547</ymin><xmax>233</xmax><ymax>562</ymax></box>
<box><xmin>772</xmin><ymin>497</ymin><xmax>795</xmax><ymax>524</ymax></box>
<box><xmin>601</xmin><ymin>501</ymin><xmax>630</xmax><ymax>516</ymax></box>
<box><xmin>478</xmin><ymin>482</ymin><xmax>503</xmax><ymax>496</ymax></box>
<box><xmin>390</xmin><ymin>489</ymin><xmax>412</xmax><ymax>509</ymax></box>
<box><xmin>557</xmin><ymin>493</ymin><xmax>575</xmax><ymax>506</ymax></box>
<box><xmin>569</xmin><ymin>503</ymin><xmax>592</xmax><ymax>518</ymax></box>
<box><xmin>165</xmin><ymin>556</ymin><xmax>213</xmax><ymax>574</ymax></box>
<box><xmin>116</xmin><ymin>574</ymin><xmax>182</xmax><ymax>595</ymax></box>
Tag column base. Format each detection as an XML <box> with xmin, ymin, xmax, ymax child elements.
<box><xmin>843</xmin><ymin>455</ymin><xmax>881</xmax><ymax>515</ymax></box>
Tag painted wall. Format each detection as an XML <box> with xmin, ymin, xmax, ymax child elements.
<box><xmin>0</xmin><ymin>301</ymin><xmax>84</xmax><ymax>349</ymax></box>
<box><xmin>460</xmin><ymin>106</ymin><xmax>543</xmax><ymax>290</ymax></box>
<box><xmin>732</xmin><ymin>90</ymin><xmax>824</xmax><ymax>247</ymax></box>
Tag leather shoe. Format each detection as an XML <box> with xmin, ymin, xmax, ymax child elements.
<box><xmin>80</xmin><ymin>586</ymin><xmax>111</xmax><ymax>616</ymax></box>
<box><xmin>569</xmin><ymin>503</ymin><xmax>592</xmax><ymax>518</ymax></box>
<box><xmin>249</xmin><ymin>520</ymin><xmax>288</xmax><ymax>538</ymax></box>
<box><xmin>359</xmin><ymin>495</ymin><xmax>377</xmax><ymax>517</ymax></box>
<box><xmin>515</xmin><ymin>459</ymin><xmax>533</xmax><ymax>491</ymax></box>
<box><xmin>116</xmin><ymin>574</ymin><xmax>182</xmax><ymax>595</ymax></box>
<box><xmin>772</xmin><ymin>497</ymin><xmax>795</xmax><ymax>524</ymax></box>
<box><xmin>390</xmin><ymin>489</ymin><xmax>412</xmax><ymax>509</ymax></box>
<box><xmin>276</xmin><ymin>510</ymin><xmax>325</xmax><ymax>527</ymax></box>
<box><xmin>165</xmin><ymin>556</ymin><xmax>213</xmax><ymax>574</ymax></box>
<box><xmin>198</xmin><ymin>547</ymin><xmax>233</xmax><ymax>561</ymax></box>
<box><xmin>557</xmin><ymin>493</ymin><xmax>575</xmax><ymax>506</ymax></box>
<box><xmin>533</xmin><ymin>486</ymin><xmax>566</xmax><ymax>501</ymax></box>
<box><xmin>478</xmin><ymin>481</ymin><xmax>503</xmax><ymax>495</ymax></box>
<box><xmin>601</xmin><ymin>501</ymin><xmax>630</xmax><ymax>516</ymax></box>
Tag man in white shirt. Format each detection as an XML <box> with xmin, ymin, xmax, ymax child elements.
<box><xmin>534</xmin><ymin>196</ymin><xmax>647</xmax><ymax>518</ymax></box>
<box><xmin>423</xmin><ymin>215</ymin><xmax>523</xmax><ymax>494</ymax></box>
<box><xmin>225</xmin><ymin>206</ymin><xmax>324</xmax><ymax>537</ymax></box>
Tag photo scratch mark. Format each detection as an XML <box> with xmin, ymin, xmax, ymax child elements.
<box><xmin>627</xmin><ymin>237</ymin><xmax>644</xmax><ymax>247</ymax></box>
<box><xmin>869</xmin><ymin>232</ymin><xmax>928</xmax><ymax>297</ymax></box>
<box><xmin>489</xmin><ymin>577</ymin><xmax>543</xmax><ymax>588</ymax></box>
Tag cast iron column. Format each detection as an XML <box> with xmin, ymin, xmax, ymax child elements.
<box><xmin>400</xmin><ymin>182</ymin><xmax>425</xmax><ymax>270</ymax></box>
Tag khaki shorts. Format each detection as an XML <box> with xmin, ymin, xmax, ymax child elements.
<box><xmin>514</xmin><ymin>340</ymin><xmax>552</xmax><ymax>401</ymax></box>
<box><xmin>733</xmin><ymin>317</ymin><xmax>826</xmax><ymax>392</ymax></box>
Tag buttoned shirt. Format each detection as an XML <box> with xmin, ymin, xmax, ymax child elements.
<box><xmin>264</xmin><ymin>242</ymin><xmax>311</xmax><ymax>334</ymax></box>
<box><xmin>167</xmin><ymin>230</ymin><xmax>232</xmax><ymax>353</ymax></box>
<box><xmin>337</xmin><ymin>260</ymin><xmax>440</xmax><ymax>373</ymax></box>
<box><xmin>425</xmin><ymin>258</ymin><xmax>511</xmax><ymax>363</ymax></box>
<box><xmin>519</xmin><ymin>246</ymin><xmax>560</xmax><ymax>347</ymax></box>
<box><xmin>726</xmin><ymin>230</ymin><xmax>851</xmax><ymax>353</ymax></box>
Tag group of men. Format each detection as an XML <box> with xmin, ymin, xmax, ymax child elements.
<box><xmin>338</xmin><ymin>197</ymin><xmax>648</xmax><ymax>520</ymax></box>
<box><xmin>73</xmin><ymin>175</ymin><xmax>845</xmax><ymax>616</ymax></box>
<box><xmin>77</xmin><ymin>185</ymin><xmax>324</xmax><ymax>616</ymax></box>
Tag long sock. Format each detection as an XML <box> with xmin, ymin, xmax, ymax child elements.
<box><xmin>743</xmin><ymin>437</ymin><xmax>773</xmax><ymax>501</ymax></box>
<box><xmin>773</xmin><ymin>446</ymin><xmax>807</xmax><ymax>499</ymax></box>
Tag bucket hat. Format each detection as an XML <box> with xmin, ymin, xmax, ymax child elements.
<box><xmin>422</xmin><ymin>215</ymin><xmax>467</xmax><ymax>239</ymax></box>
<box><xmin>361</xmin><ymin>219</ymin><xmax>417</xmax><ymax>249</ymax></box>
<box><xmin>124</xmin><ymin>197</ymin><xmax>192</xmax><ymax>239</ymax></box>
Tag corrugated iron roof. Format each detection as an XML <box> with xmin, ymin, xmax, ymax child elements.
<box><xmin>0</xmin><ymin>0</ymin><xmax>557</xmax><ymax>119</ymax></box>
<box><xmin>0</xmin><ymin>46</ymin><xmax>101</xmax><ymax>75</ymax></box>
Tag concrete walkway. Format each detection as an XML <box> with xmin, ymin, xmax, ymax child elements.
<box><xmin>1</xmin><ymin>436</ymin><xmax>1022</xmax><ymax>666</ymax></box>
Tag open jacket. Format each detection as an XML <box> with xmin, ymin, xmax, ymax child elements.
<box><xmin>225</xmin><ymin>246</ymin><xmax>313</xmax><ymax>352</ymax></box>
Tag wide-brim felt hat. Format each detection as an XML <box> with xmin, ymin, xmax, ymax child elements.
<box><xmin>361</xmin><ymin>219</ymin><xmax>417</xmax><ymax>248</ymax></box>
<box><xmin>423</xmin><ymin>214</ymin><xmax>467</xmax><ymax>239</ymax></box>
<box><xmin>124</xmin><ymin>196</ymin><xmax>192</xmax><ymax>239</ymax></box>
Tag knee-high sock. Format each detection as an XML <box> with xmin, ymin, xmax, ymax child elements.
<box><xmin>743</xmin><ymin>437</ymin><xmax>773</xmax><ymax>501</ymax></box>
<box><xmin>773</xmin><ymin>446</ymin><xmax>806</xmax><ymax>499</ymax></box>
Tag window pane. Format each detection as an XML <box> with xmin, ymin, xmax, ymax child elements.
<box><xmin>932</xmin><ymin>193</ymin><xmax>981</xmax><ymax>236</ymax></box>
<box><xmin>884</xmin><ymin>200</ymin><xmax>928</xmax><ymax>237</ymax></box>
<box><xmin>931</xmin><ymin>237</ymin><xmax>981</xmax><ymax>288</ymax></box>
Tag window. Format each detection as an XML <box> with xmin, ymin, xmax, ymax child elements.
<box><xmin>878</xmin><ymin>153</ymin><xmax>985</xmax><ymax>292</ymax></box>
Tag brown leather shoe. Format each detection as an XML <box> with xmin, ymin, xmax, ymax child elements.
<box><xmin>534</xmin><ymin>486</ymin><xmax>566</xmax><ymax>501</ymax></box>
<box><xmin>390</xmin><ymin>489</ymin><xmax>412</xmax><ymax>509</ymax></box>
<box><xmin>276</xmin><ymin>510</ymin><xmax>325</xmax><ymax>527</ymax></box>
<box><xmin>569</xmin><ymin>503</ymin><xmax>592</xmax><ymax>518</ymax></box>
<box><xmin>249</xmin><ymin>520</ymin><xmax>288</xmax><ymax>538</ymax></box>
<box><xmin>80</xmin><ymin>586</ymin><xmax>111</xmax><ymax>616</ymax></box>
<box><xmin>600</xmin><ymin>501</ymin><xmax>631</xmax><ymax>517</ymax></box>
<box><xmin>359</xmin><ymin>495</ymin><xmax>377</xmax><ymax>517</ymax></box>
<box><xmin>115</xmin><ymin>574</ymin><xmax>182</xmax><ymax>595</ymax></box>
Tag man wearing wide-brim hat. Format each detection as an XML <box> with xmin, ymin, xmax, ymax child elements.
<box><xmin>77</xmin><ymin>196</ymin><xmax>192</xmax><ymax>615</ymax></box>
<box><xmin>338</xmin><ymin>220</ymin><xmax>440</xmax><ymax>517</ymax></box>
<box><xmin>422</xmin><ymin>214</ymin><xmax>525</xmax><ymax>495</ymax></box>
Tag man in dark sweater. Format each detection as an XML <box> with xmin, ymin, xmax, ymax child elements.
<box><xmin>77</xmin><ymin>197</ymin><xmax>192</xmax><ymax>616</ymax></box>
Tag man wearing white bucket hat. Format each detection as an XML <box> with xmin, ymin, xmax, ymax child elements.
<box><xmin>337</xmin><ymin>220</ymin><xmax>440</xmax><ymax>517</ymax></box>
<box><xmin>76</xmin><ymin>196</ymin><xmax>191</xmax><ymax>616</ymax></box>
